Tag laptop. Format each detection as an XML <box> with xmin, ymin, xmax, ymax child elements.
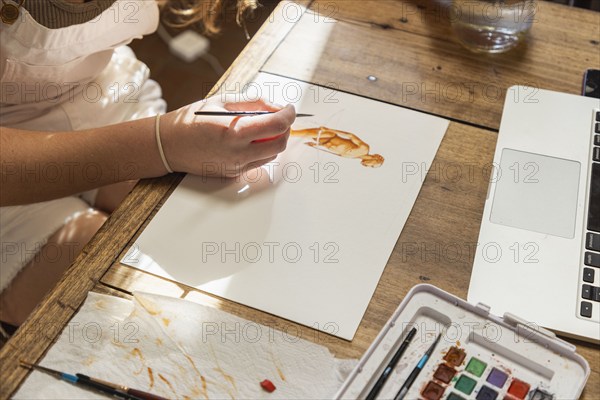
<box><xmin>468</xmin><ymin>85</ymin><xmax>600</xmax><ymax>343</ymax></box>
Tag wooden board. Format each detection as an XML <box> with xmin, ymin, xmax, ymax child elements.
<box><xmin>262</xmin><ymin>0</ymin><xmax>600</xmax><ymax>130</ymax></box>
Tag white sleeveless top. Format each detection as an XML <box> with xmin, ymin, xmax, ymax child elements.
<box><xmin>0</xmin><ymin>0</ymin><xmax>164</xmax><ymax>130</ymax></box>
<box><xmin>0</xmin><ymin>0</ymin><xmax>167</xmax><ymax>293</ymax></box>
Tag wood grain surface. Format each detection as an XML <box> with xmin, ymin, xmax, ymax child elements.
<box><xmin>2</xmin><ymin>0</ymin><xmax>598</xmax><ymax>398</ymax></box>
<box><xmin>263</xmin><ymin>0</ymin><xmax>600</xmax><ymax>130</ymax></box>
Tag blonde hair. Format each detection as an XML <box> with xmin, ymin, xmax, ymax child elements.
<box><xmin>160</xmin><ymin>0</ymin><xmax>259</xmax><ymax>35</ymax></box>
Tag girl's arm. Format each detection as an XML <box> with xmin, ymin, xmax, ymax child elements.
<box><xmin>1</xmin><ymin>97</ymin><xmax>296</xmax><ymax>207</ymax></box>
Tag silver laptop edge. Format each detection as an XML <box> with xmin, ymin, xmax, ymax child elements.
<box><xmin>469</xmin><ymin>85</ymin><xmax>600</xmax><ymax>343</ymax></box>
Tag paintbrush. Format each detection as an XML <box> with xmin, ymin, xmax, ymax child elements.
<box><xmin>365</xmin><ymin>327</ymin><xmax>417</xmax><ymax>400</ymax></box>
<box><xmin>393</xmin><ymin>333</ymin><xmax>442</xmax><ymax>400</ymax></box>
<box><xmin>194</xmin><ymin>111</ymin><xmax>314</xmax><ymax>117</ymax></box>
<box><xmin>20</xmin><ymin>361</ymin><xmax>167</xmax><ymax>400</ymax></box>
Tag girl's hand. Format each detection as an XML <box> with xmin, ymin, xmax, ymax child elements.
<box><xmin>160</xmin><ymin>95</ymin><xmax>296</xmax><ymax>177</ymax></box>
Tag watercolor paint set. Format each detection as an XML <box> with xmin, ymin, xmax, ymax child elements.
<box><xmin>335</xmin><ymin>284</ymin><xmax>590</xmax><ymax>400</ymax></box>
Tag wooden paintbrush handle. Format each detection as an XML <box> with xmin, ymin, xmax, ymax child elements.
<box><xmin>127</xmin><ymin>388</ymin><xmax>169</xmax><ymax>400</ymax></box>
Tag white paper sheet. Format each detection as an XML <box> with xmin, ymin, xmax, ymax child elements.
<box><xmin>15</xmin><ymin>292</ymin><xmax>355</xmax><ymax>399</ymax></box>
<box><xmin>122</xmin><ymin>73</ymin><xmax>449</xmax><ymax>340</ymax></box>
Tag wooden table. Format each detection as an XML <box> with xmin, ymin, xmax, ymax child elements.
<box><xmin>2</xmin><ymin>0</ymin><xmax>599</xmax><ymax>397</ymax></box>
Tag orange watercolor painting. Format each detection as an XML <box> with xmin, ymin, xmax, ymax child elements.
<box><xmin>290</xmin><ymin>127</ymin><xmax>384</xmax><ymax>168</ymax></box>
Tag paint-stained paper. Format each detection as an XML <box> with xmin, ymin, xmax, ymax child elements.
<box><xmin>14</xmin><ymin>292</ymin><xmax>355</xmax><ymax>399</ymax></box>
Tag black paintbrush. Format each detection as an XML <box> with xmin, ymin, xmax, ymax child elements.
<box><xmin>194</xmin><ymin>111</ymin><xmax>313</xmax><ymax>117</ymax></box>
<box><xmin>394</xmin><ymin>333</ymin><xmax>442</xmax><ymax>400</ymax></box>
<box><xmin>365</xmin><ymin>327</ymin><xmax>417</xmax><ymax>400</ymax></box>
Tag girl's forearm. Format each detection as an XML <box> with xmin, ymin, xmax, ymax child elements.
<box><xmin>0</xmin><ymin>117</ymin><xmax>167</xmax><ymax>207</ymax></box>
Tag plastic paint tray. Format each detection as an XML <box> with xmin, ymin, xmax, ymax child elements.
<box><xmin>335</xmin><ymin>284</ymin><xmax>590</xmax><ymax>400</ymax></box>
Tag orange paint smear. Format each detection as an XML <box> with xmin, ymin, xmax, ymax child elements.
<box><xmin>148</xmin><ymin>367</ymin><xmax>155</xmax><ymax>389</ymax></box>
<box><xmin>269</xmin><ymin>351</ymin><xmax>286</xmax><ymax>382</ymax></box>
<box><xmin>185</xmin><ymin>355</ymin><xmax>209</xmax><ymax>399</ymax></box>
<box><xmin>276</xmin><ymin>366</ymin><xmax>286</xmax><ymax>382</ymax></box>
<box><xmin>131</xmin><ymin>348</ymin><xmax>145</xmax><ymax>375</ymax></box>
<box><xmin>158</xmin><ymin>373</ymin><xmax>177</xmax><ymax>396</ymax></box>
<box><xmin>137</xmin><ymin>296</ymin><xmax>162</xmax><ymax>316</ymax></box>
<box><xmin>213</xmin><ymin>366</ymin><xmax>236</xmax><ymax>390</ymax></box>
<box><xmin>201</xmin><ymin>376</ymin><xmax>208</xmax><ymax>393</ymax></box>
<box><xmin>83</xmin><ymin>356</ymin><xmax>96</xmax><ymax>366</ymax></box>
<box><xmin>162</xmin><ymin>317</ymin><xmax>171</xmax><ymax>327</ymax></box>
<box><xmin>185</xmin><ymin>355</ymin><xmax>201</xmax><ymax>375</ymax></box>
<box><xmin>208</xmin><ymin>345</ymin><xmax>236</xmax><ymax>399</ymax></box>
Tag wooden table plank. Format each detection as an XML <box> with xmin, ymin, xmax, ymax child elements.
<box><xmin>0</xmin><ymin>1</ymin><xmax>311</xmax><ymax>396</ymax></box>
<box><xmin>262</xmin><ymin>0</ymin><xmax>600</xmax><ymax>130</ymax></box>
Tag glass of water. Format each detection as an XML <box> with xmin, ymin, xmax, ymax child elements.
<box><xmin>450</xmin><ymin>0</ymin><xmax>536</xmax><ymax>53</ymax></box>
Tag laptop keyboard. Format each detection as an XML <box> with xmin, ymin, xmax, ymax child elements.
<box><xmin>580</xmin><ymin>109</ymin><xmax>600</xmax><ymax>319</ymax></box>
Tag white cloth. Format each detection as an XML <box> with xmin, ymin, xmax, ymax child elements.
<box><xmin>14</xmin><ymin>292</ymin><xmax>356</xmax><ymax>399</ymax></box>
<box><xmin>0</xmin><ymin>1</ymin><xmax>167</xmax><ymax>292</ymax></box>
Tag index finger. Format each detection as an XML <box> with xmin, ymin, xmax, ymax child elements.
<box><xmin>225</xmin><ymin>98</ymin><xmax>284</xmax><ymax>113</ymax></box>
<box><xmin>235</xmin><ymin>104</ymin><xmax>297</xmax><ymax>141</ymax></box>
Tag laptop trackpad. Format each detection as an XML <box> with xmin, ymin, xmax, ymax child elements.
<box><xmin>490</xmin><ymin>149</ymin><xmax>581</xmax><ymax>239</ymax></box>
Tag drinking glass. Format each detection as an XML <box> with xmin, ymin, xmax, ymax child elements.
<box><xmin>450</xmin><ymin>0</ymin><xmax>537</xmax><ymax>53</ymax></box>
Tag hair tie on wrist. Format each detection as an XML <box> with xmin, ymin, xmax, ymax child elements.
<box><xmin>155</xmin><ymin>114</ymin><xmax>174</xmax><ymax>174</ymax></box>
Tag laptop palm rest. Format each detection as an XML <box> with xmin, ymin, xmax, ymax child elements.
<box><xmin>490</xmin><ymin>149</ymin><xmax>581</xmax><ymax>239</ymax></box>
